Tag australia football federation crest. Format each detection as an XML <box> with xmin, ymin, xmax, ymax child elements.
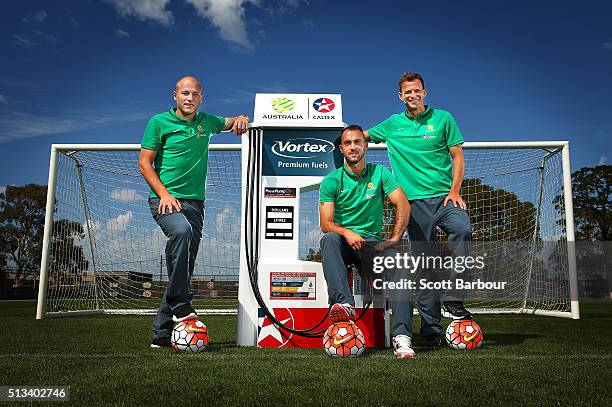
<box><xmin>366</xmin><ymin>182</ymin><xmax>377</xmax><ymax>199</ymax></box>
<box><xmin>196</xmin><ymin>124</ymin><xmax>204</xmax><ymax>138</ymax></box>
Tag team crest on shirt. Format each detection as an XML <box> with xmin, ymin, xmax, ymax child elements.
<box><xmin>196</xmin><ymin>124</ymin><xmax>206</xmax><ymax>138</ymax></box>
<box><xmin>427</xmin><ymin>124</ymin><xmax>434</xmax><ymax>131</ymax></box>
<box><xmin>366</xmin><ymin>182</ymin><xmax>377</xmax><ymax>199</ymax></box>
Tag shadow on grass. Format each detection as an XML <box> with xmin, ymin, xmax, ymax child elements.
<box><xmin>414</xmin><ymin>333</ymin><xmax>543</xmax><ymax>351</ymax></box>
<box><xmin>206</xmin><ymin>341</ymin><xmax>239</xmax><ymax>351</ymax></box>
<box><xmin>480</xmin><ymin>333</ymin><xmax>543</xmax><ymax>347</ymax></box>
<box><xmin>361</xmin><ymin>333</ymin><xmax>544</xmax><ymax>356</ymax></box>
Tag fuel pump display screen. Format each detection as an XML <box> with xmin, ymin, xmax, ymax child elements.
<box><xmin>265</xmin><ymin>206</ymin><xmax>294</xmax><ymax>239</ymax></box>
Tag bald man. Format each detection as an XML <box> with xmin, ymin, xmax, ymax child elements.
<box><xmin>139</xmin><ymin>76</ymin><xmax>248</xmax><ymax>348</ymax></box>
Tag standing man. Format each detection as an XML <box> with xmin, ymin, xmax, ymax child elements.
<box><xmin>139</xmin><ymin>75</ymin><xmax>248</xmax><ymax>348</ymax></box>
<box><xmin>365</xmin><ymin>72</ymin><xmax>473</xmax><ymax>342</ymax></box>
<box><xmin>319</xmin><ymin>125</ymin><xmax>421</xmax><ymax>359</ymax></box>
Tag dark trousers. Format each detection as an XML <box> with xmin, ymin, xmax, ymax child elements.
<box><xmin>148</xmin><ymin>197</ymin><xmax>204</xmax><ymax>340</ymax></box>
<box><xmin>408</xmin><ymin>195</ymin><xmax>472</xmax><ymax>335</ymax></box>
<box><xmin>320</xmin><ymin>233</ymin><xmax>435</xmax><ymax>338</ymax></box>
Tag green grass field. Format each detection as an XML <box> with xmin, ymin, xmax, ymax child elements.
<box><xmin>1</xmin><ymin>301</ymin><xmax>611</xmax><ymax>406</ymax></box>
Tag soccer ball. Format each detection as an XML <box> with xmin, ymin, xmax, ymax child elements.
<box><xmin>445</xmin><ymin>319</ymin><xmax>483</xmax><ymax>350</ymax></box>
<box><xmin>171</xmin><ymin>319</ymin><xmax>209</xmax><ymax>353</ymax></box>
<box><xmin>323</xmin><ymin>321</ymin><xmax>365</xmax><ymax>357</ymax></box>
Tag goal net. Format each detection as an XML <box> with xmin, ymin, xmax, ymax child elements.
<box><xmin>300</xmin><ymin>142</ymin><xmax>578</xmax><ymax>319</ymax></box>
<box><xmin>36</xmin><ymin>144</ymin><xmax>242</xmax><ymax>317</ymax></box>
<box><xmin>36</xmin><ymin>142</ymin><xmax>578</xmax><ymax>319</ymax></box>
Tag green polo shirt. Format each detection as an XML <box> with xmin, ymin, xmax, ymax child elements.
<box><xmin>368</xmin><ymin>106</ymin><xmax>463</xmax><ymax>200</ymax></box>
<box><xmin>141</xmin><ymin>108</ymin><xmax>225</xmax><ymax>200</ymax></box>
<box><xmin>319</xmin><ymin>163</ymin><xmax>400</xmax><ymax>240</ymax></box>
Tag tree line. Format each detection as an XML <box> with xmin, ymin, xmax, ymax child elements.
<box><xmin>2</xmin><ymin>165</ymin><xmax>611</xmax><ymax>287</ymax></box>
<box><xmin>0</xmin><ymin>185</ymin><xmax>88</xmax><ymax>287</ymax></box>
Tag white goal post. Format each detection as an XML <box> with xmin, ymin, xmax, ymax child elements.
<box><xmin>36</xmin><ymin>141</ymin><xmax>579</xmax><ymax>319</ymax></box>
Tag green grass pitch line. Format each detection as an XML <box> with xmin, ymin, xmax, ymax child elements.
<box><xmin>1</xmin><ymin>300</ymin><xmax>610</xmax><ymax>406</ymax></box>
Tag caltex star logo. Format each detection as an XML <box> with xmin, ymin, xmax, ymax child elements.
<box><xmin>312</xmin><ymin>97</ymin><xmax>335</xmax><ymax>113</ymax></box>
<box><xmin>257</xmin><ymin>308</ymin><xmax>294</xmax><ymax>348</ymax></box>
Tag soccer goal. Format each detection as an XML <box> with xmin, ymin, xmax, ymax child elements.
<box><xmin>36</xmin><ymin>144</ymin><xmax>243</xmax><ymax>319</ymax></box>
<box><xmin>299</xmin><ymin>141</ymin><xmax>579</xmax><ymax>319</ymax></box>
<box><xmin>36</xmin><ymin>141</ymin><xmax>579</xmax><ymax>319</ymax></box>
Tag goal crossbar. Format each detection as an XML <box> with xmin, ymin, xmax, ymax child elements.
<box><xmin>36</xmin><ymin>140</ymin><xmax>579</xmax><ymax>320</ymax></box>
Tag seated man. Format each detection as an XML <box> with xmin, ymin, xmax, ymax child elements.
<box><xmin>318</xmin><ymin>124</ymin><xmax>418</xmax><ymax>359</ymax></box>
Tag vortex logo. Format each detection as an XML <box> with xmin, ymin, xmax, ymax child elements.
<box><xmin>272</xmin><ymin>97</ymin><xmax>296</xmax><ymax>113</ymax></box>
<box><xmin>271</xmin><ymin>138</ymin><xmax>335</xmax><ymax>159</ymax></box>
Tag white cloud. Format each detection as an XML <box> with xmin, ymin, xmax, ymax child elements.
<box><xmin>0</xmin><ymin>76</ymin><xmax>44</xmax><ymax>92</ymax></box>
<box><xmin>32</xmin><ymin>11</ymin><xmax>48</xmax><ymax>23</ymax></box>
<box><xmin>83</xmin><ymin>221</ymin><xmax>165</xmax><ymax>266</ymax></box>
<box><xmin>84</xmin><ymin>219</ymin><xmax>101</xmax><ymax>234</ymax></box>
<box><xmin>110</xmin><ymin>189</ymin><xmax>145</xmax><ymax>203</ymax></box>
<box><xmin>33</xmin><ymin>29</ymin><xmax>58</xmax><ymax>43</ymax></box>
<box><xmin>106</xmin><ymin>0</ymin><xmax>305</xmax><ymax>51</ymax></box>
<box><xmin>114</xmin><ymin>28</ymin><xmax>131</xmax><ymax>38</ymax></box>
<box><xmin>302</xmin><ymin>229</ymin><xmax>322</xmax><ymax>249</ymax></box>
<box><xmin>302</xmin><ymin>19</ymin><xmax>314</xmax><ymax>28</ymax></box>
<box><xmin>215</xmin><ymin>207</ymin><xmax>238</xmax><ymax>232</ymax></box>
<box><xmin>106</xmin><ymin>211</ymin><xmax>134</xmax><ymax>234</ymax></box>
<box><xmin>65</xmin><ymin>8</ymin><xmax>80</xmax><ymax>28</ymax></box>
<box><xmin>185</xmin><ymin>0</ymin><xmax>256</xmax><ymax>50</ymax></box>
<box><xmin>259</xmin><ymin>81</ymin><xmax>289</xmax><ymax>92</ymax></box>
<box><xmin>604</xmin><ymin>41</ymin><xmax>612</xmax><ymax>50</ymax></box>
<box><xmin>108</xmin><ymin>0</ymin><xmax>174</xmax><ymax>26</ymax></box>
<box><xmin>0</xmin><ymin>109</ymin><xmax>149</xmax><ymax>143</ymax></box>
<box><xmin>23</xmin><ymin>11</ymin><xmax>48</xmax><ymax>24</ymax></box>
<box><xmin>0</xmin><ymin>186</ymin><xmax>6</xmax><ymax>195</ymax></box>
<box><xmin>74</xmin><ymin>200</ymin><xmax>242</xmax><ymax>276</ymax></box>
<box><xmin>11</xmin><ymin>34</ymin><xmax>38</xmax><ymax>48</ymax></box>
<box><xmin>218</xmin><ymin>87</ymin><xmax>254</xmax><ymax>104</ymax></box>
<box><xmin>256</xmin><ymin>0</ymin><xmax>302</xmax><ymax>16</ymax></box>
<box><xmin>598</xmin><ymin>156</ymin><xmax>607</xmax><ymax>166</ymax></box>
<box><xmin>0</xmin><ymin>95</ymin><xmax>7</xmax><ymax>105</ymax></box>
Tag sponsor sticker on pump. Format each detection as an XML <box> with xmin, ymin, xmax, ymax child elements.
<box><xmin>270</xmin><ymin>272</ymin><xmax>316</xmax><ymax>300</ymax></box>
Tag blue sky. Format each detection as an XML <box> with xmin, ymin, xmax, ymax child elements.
<box><xmin>1</xmin><ymin>0</ymin><xmax>611</xmax><ymax>189</ymax></box>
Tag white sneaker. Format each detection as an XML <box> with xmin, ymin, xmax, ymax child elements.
<box><xmin>392</xmin><ymin>335</ymin><xmax>416</xmax><ymax>359</ymax></box>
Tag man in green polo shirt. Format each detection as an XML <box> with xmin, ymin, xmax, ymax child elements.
<box><xmin>365</xmin><ymin>72</ymin><xmax>473</xmax><ymax>345</ymax></box>
<box><xmin>138</xmin><ymin>75</ymin><xmax>248</xmax><ymax>348</ymax></box>
<box><xmin>319</xmin><ymin>124</ymin><xmax>424</xmax><ymax>359</ymax></box>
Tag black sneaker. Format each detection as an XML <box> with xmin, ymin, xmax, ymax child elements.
<box><xmin>150</xmin><ymin>337</ymin><xmax>171</xmax><ymax>348</ymax></box>
<box><xmin>422</xmin><ymin>334</ymin><xmax>445</xmax><ymax>348</ymax></box>
<box><xmin>172</xmin><ymin>304</ymin><xmax>197</xmax><ymax>322</ymax></box>
<box><xmin>442</xmin><ymin>301</ymin><xmax>472</xmax><ymax>320</ymax></box>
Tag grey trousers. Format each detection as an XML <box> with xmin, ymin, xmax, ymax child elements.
<box><xmin>148</xmin><ymin>197</ymin><xmax>204</xmax><ymax>340</ymax></box>
<box><xmin>320</xmin><ymin>232</ymin><xmax>436</xmax><ymax>338</ymax></box>
<box><xmin>408</xmin><ymin>195</ymin><xmax>472</xmax><ymax>303</ymax></box>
